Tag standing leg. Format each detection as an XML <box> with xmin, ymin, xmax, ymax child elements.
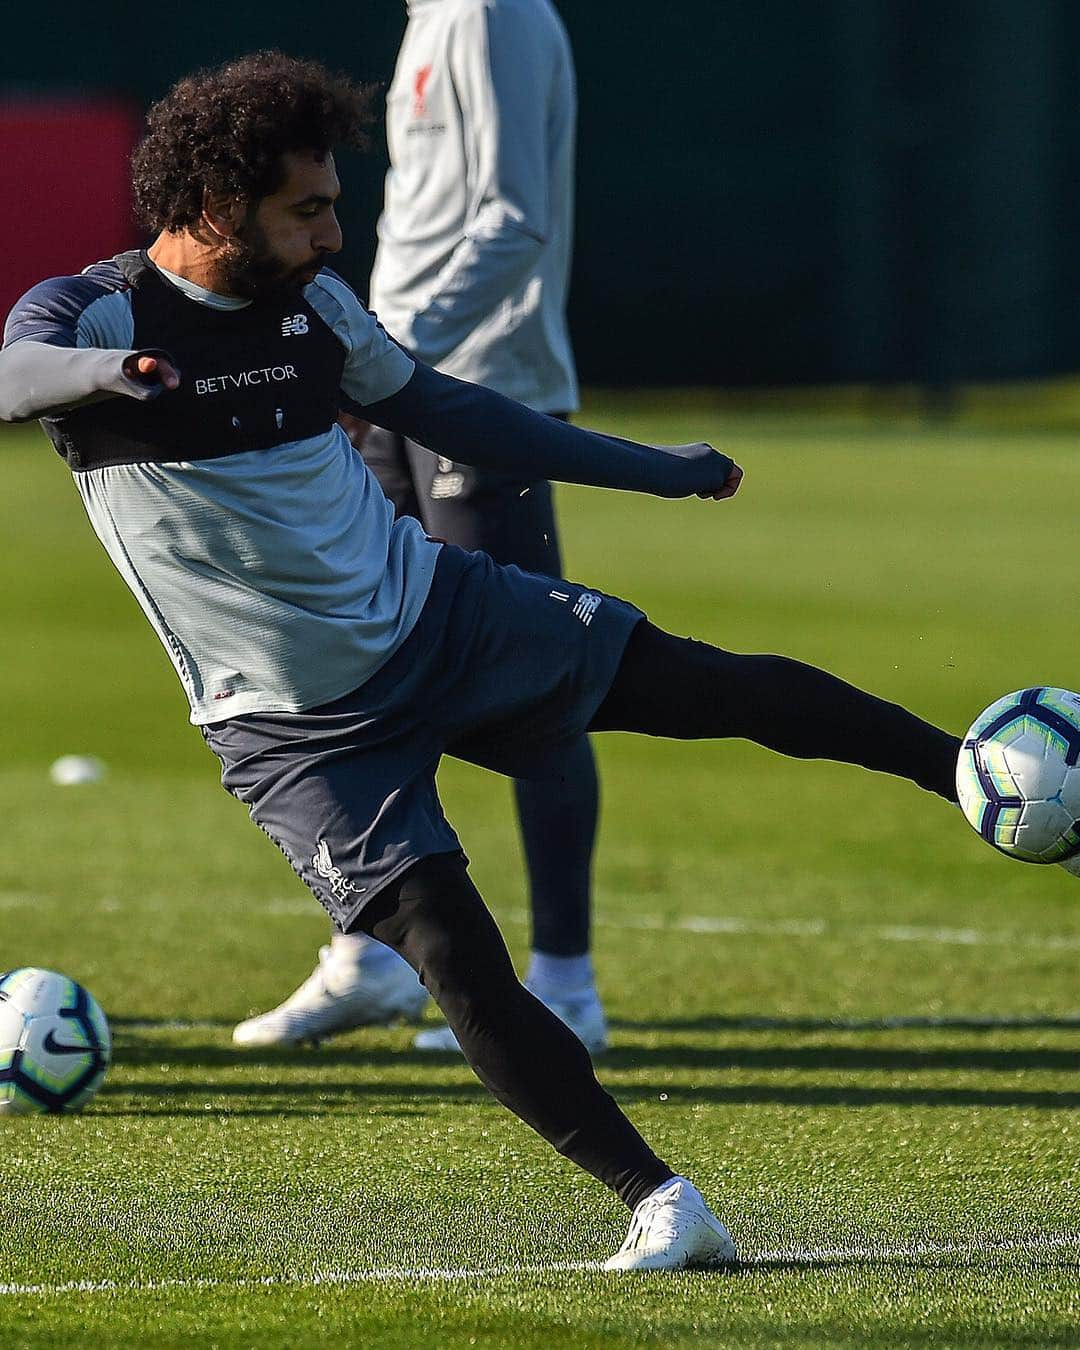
<box><xmin>357</xmin><ymin>851</ymin><xmax>669</xmax><ymax>1207</ymax></box>
<box><xmin>358</xmin><ymin>851</ymin><xmax>737</xmax><ymax>1268</ymax></box>
<box><xmin>590</xmin><ymin>622</ymin><xmax>959</xmax><ymax>799</ymax></box>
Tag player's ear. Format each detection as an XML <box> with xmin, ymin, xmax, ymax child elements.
<box><xmin>202</xmin><ymin>188</ymin><xmax>246</xmax><ymax>240</ymax></box>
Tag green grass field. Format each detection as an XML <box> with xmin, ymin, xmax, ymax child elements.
<box><xmin>1</xmin><ymin>401</ymin><xmax>1078</xmax><ymax>1347</ymax></box>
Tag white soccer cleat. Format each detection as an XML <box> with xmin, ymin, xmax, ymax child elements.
<box><xmin>603</xmin><ymin>1177</ymin><xmax>737</xmax><ymax>1272</ymax></box>
<box><xmin>233</xmin><ymin>945</ymin><xmax>428</xmax><ymax>1046</ymax></box>
<box><xmin>413</xmin><ymin>982</ymin><xmax>608</xmax><ymax>1055</ymax></box>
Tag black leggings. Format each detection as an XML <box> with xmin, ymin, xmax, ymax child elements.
<box><xmin>356</xmin><ymin>851</ymin><xmax>673</xmax><ymax>1210</ymax></box>
<box><xmin>358</xmin><ymin>621</ymin><xmax>961</xmax><ymax>1209</ymax></box>
<box><xmin>591</xmin><ymin>621</ymin><xmax>960</xmax><ymax>801</ymax></box>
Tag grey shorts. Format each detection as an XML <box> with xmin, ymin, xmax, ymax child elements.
<box><xmin>201</xmin><ymin>546</ymin><xmax>643</xmax><ymax>931</ymax></box>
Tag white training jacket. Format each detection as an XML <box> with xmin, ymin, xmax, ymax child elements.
<box><xmin>369</xmin><ymin>0</ymin><xmax>578</xmax><ymax>414</ymax></box>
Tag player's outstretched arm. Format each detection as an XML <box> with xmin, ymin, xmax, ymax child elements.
<box><xmin>0</xmin><ymin>341</ymin><xmax>179</xmax><ymax>424</ymax></box>
<box><xmin>360</xmin><ymin>362</ymin><xmax>742</xmax><ymax>501</ymax></box>
<box><xmin>0</xmin><ymin>275</ymin><xmax>180</xmax><ymax>424</ymax></box>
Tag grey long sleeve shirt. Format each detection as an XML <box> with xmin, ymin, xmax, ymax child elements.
<box><xmin>0</xmin><ymin>255</ymin><xmax>733</xmax><ymax>722</ymax></box>
<box><xmin>369</xmin><ymin>0</ymin><xmax>578</xmax><ymax>412</ymax></box>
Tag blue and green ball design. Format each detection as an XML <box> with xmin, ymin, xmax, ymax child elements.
<box><xmin>956</xmin><ymin>687</ymin><xmax>1080</xmax><ymax>865</ymax></box>
<box><xmin>0</xmin><ymin>968</ymin><xmax>111</xmax><ymax>1114</ymax></box>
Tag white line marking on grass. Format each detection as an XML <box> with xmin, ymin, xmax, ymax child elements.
<box><xmin>523</xmin><ymin>910</ymin><xmax>1080</xmax><ymax>953</ymax></box>
<box><xmin>1</xmin><ymin>1236</ymin><xmax>1076</xmax><ymax>1297</ymax></box>
<box><xmin>15</xmin><ymin>892</ymin><xmax>1080</xmax><ymax>954</ymax></box>
<box><xmin>113</xmin><ymin>1019</ymin><xmax>228</xmax><ymax>1031</ymax></box>
<box><xmin>218</xmin><ymin>898</ymin><xmax>1080</xmax><ymax>953</ymax></box>
<box><xmin>0</xmin><ymin>892</ymin><xmax>39</xmax><ymax>909</ymax></box>
<box><xmin>264</xmin><ymin>898</ymin><xmax>320</xmax><ymax>915</ymax></box>
<box><xmin>278</xmin><ymin>904</ymin><xmax>1080</xmax><ymax>953</ymax></box>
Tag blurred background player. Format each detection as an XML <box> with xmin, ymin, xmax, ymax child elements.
<box><xmin>233</xmin><ymin>0</ymin><xmax>606</xmax><ymax>1053</ymax></box>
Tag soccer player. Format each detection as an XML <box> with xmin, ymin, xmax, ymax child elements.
<box><xmin>0</xmin><ymin>54</ymin><xmax>963</xmax><ymax>1271</ymax></box>
<box><xmin>235</xmin><ymin>0</ymin><xmax>608</xmax><ymax>1055</ymax></box>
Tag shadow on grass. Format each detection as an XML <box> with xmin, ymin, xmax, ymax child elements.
<box><xmin>109</xmin><ymin>1039</ymin><xmax>1080</xmax><ymax>1075</ymax></box>
<box><xmin>98</xmin><ymin>1076</ymin><xmax>1080</xmax><ymax>1111</ymax></box>
<box><xmin>600</xmin><ymin>1044</ymin><xmax>1080</xmax><ymax>1073</ymax></box>
<box><xmin>104</xmin><ymin>1013</ymin><xmax>1080</xmax><ymax>1116</ymax></box>
<box><xmin>112</xmin><ymin>1015</ymin><xmax>1080</xmax><ymax>1044</ymax></box>
<box><xmin>612</xmin><ymin>1014</ymin><xmax>1080</xmax><ymax>1033</ymax></box>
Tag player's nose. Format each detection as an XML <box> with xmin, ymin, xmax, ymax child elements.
<box><xmin>316</xmin><ymin>212</ymin><xmax>343</xmax><ymax>255</ymax></box>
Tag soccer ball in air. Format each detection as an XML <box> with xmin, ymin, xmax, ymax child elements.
<box><xmin>956</xmin><ymin>687</ymin><xmax>1080</xmax><ymax>874</ymax></box>
<box><xmin>0</xmin><ymin>968</ymin><xmax>111</xmax><ymax>1114</ymax></box>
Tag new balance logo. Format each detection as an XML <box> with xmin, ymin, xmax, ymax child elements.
<box><xmin>281</xmin><ymin>313</ymin><xmax>309</xmax><ymax>336</ymax></box>
<box><xmin>549</xmin><ymin>589</ymin><xmax>570</xmax><ymax>603</ymax></box>
<box><xmin>573</xmin><ymin>592</ymin><xmax>603</xmax><ymax>626</ymax></box>
<box><xmin>312</xmin><ymin>839</ymin><xmax>362</xmax><ymax>904</ymax></box>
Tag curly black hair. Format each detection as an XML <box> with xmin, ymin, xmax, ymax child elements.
<box><xmin>131</xmin><ymin>52</ymin><xmax>376</xmax><ymax>233</ymax></box>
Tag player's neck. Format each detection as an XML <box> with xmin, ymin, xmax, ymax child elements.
<box><xmin>147</xmin><ymin>232</ymin><xmax>238</xmax><ymax>298</ymax></box>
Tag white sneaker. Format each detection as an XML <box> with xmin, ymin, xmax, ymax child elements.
<box><xmin>604</xmin><ymin>1177</ymin><xmax>737</xmax><ymax>1272</ymax></box>
<box><xmin>413</xmin><ymin>982</ymin><xmax>608</xmax><ymax>1055</ymax></box>
<box><xmin>233</xmin><ymin>946</ymin><xmax>428</xmax><ymax>1046</ymax></box>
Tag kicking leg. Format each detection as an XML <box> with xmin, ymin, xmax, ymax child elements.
<box><xmin>590</xmin><ymin>621</ymin><xmax>960</xmax><ymax>801</ymax></box>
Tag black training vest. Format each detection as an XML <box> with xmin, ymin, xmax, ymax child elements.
<box><xmin>52</xmin><ymin>252</ymin><xmax>347</xmax><ymax>471</ymax></box>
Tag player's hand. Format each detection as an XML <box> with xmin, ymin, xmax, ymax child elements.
<box><xmin>699</xmin><ymin>461</ymin><xmax>743</xmax><ymax>500</ymax></box>
<box><xmin>123</xmin><ymin>353</ymin><xmax>180</xmax><ymax>391</ymax></box>
<box><xmin>338</xmin><ymin>411</ymin><xmax>372</xmax><ymax>449</ymax></box>
<box><xmin>659</xmin><ymin>442</ymin><xmax>743</xmax><ymax>500</ymax></box>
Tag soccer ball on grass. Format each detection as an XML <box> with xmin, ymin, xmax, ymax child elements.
<box><xmin>0</xmin><ymin>968</ymin><xmax>111</xmax><ymax>1114</ymax></box>
<box><xmin>956</xmin><ymin>687</ymin><xmax>1080</xmax><ymax>875</ymax></box>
